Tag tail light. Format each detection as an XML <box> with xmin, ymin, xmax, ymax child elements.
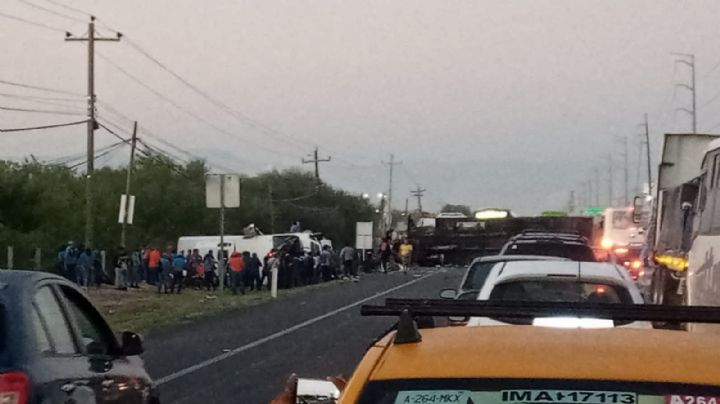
<box><xmin>0</xmin><ymin>371</ymin><xmax>29</xmax><ymax>404</ymax></box>
<box><xmin>631</xmin><ymin>260</ymin><xmax>642</xmax><ymax>270</ymax></box>
<box><xmin>614</xmin><ymin>247</ymin><xmax>629</xmax><ymax>255</ymax></box>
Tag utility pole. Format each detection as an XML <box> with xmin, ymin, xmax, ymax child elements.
<box><xmin>615</xmin><ymin>136</ymin><xmax>629</xmax><ymax>206</ymax></box>
<box><xmin>120</xmin><ymin>121</ymin><xmax>138</xmax><ymax>248</ymax></box>
<box><xmin>404</xmin><ymin>198</ymin><xmax>409</xmax><ymax>216</ymax></box>
<box><xmin>568</xmin><ymin>190</ymin><xmax>576</xmax><ymax>214</ymax></box>
<box><xmin>381</xmin><ymin>154</ymin><xmax>402</xmax><ymax>228</ymax></box>
<box><xmin>268</xmin><ymin>183</ymin><xmax>275</xmax><ymax>233</ymax></box>
<box><xmin>302</xmin><ymin>147</ymin><xmax>331</xmax><ymax>184</ymax></box>
<box><xmin>65</xmin><ymin>16</ymin><xmax>121</xmax><ymax>248</ymax></box>
<box><xmin>594</xmin><ymin>167</ymin><xmax>600</xmax><ymax>206</ymax></box>
<box><xmin>644</xmin><ymin>113</ymin><xmax>653</xmax><ymax>194</ymax></box>
<box><xmin>410</xmin><ymin>185</ymin><xmax>426</xmax><ymax>212</ymax></box>
<box><xmin>674</xmin><ymin>53</ymin><xmax>697</xmax><ymax>133</ymax></box>
<box><xmin>607</xmin><ymin>154</ymin><xmax>614</xmax><ymax>207</ymax></box>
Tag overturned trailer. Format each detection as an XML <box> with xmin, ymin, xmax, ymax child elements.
<box><xmin>409</xmin><ymin>216</ymin><xmax>595</xmax><ymax>266</ymax></box>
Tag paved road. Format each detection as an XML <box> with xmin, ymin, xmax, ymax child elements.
<box><xmin>141</xmin><ymin>266</ymin><xmax>464</xmax><ymax>404</ymax></box>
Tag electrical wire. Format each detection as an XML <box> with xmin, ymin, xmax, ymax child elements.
<box><xmin>96</xmin><ymin>51</ymin><xmax>301</xmax><ymax>159</ymax></box>
<box><xmin>0</xmin><ymin>79</ymin><xmax>84</xmax><ymax>97</ymax></box>
<box><xmin>0</xmin><ymin>119</ymin><xmax>87</xmax><ymax>132</ymax></box>
<box><xmin>15</xmin><ymin>0</ymin><xmax>86</xmax><ymax>24</ymax></box>
<box><xmin>67</xmin><ymin>141</ymin><xmax>125</xmax><ymax>169</ymax></box>
<box><xmin>39</xmin><ymin>0</ymin><xmax>91</xmax><ymax>17</ymax></box>
<box><xmin>0</xmin><ymin>91</ymin><xmax>83</xmax><ymax>102</ymax></box>
<box><xmin>0</xmin><ymin>10</ymin><xmax>66</xmax><ymax>33</ymax></box>
<box><xmin>0</xmin><ymin>105</ymin><xmax>84</xmax><ymax>116</ymax></box>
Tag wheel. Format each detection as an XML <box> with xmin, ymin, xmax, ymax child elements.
<box><xmin>651</xmin><ymin>267</ymin><xmax>665</xmax><ymax>305</ymax></box>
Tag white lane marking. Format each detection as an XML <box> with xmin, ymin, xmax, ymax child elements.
<box><xmin>156</xmin><ymin>272</ymin><xmax>435</xmax><ymax>385</ymax></box>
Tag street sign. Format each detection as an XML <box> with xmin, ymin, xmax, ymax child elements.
<box><xmin>582</xmin><ymin>207</ymin><xmax>605</xmax><ymax>216</ymax></box>
<box><xmin>206</xmin><ymin>174</ymin><xmax>240</xmax><ymax>208</ymax></box>
<box><xmin>355</xmin><ymin>222</ymin><xmax>373</xmax><ymax>250</ymax></box>
<box><xmin>117</xmin><ymin>194</ymin><xmax>135</xmax><ymax>224</ymax></box>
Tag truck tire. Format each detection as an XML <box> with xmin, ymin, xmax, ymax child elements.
<box><xmin>651</xmin><ymin>267</ymin><xmax>666</xmax><ymax>305</ymax></box>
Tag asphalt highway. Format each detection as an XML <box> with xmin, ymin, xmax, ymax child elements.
<box><xmin>141</xmin><ymin>266</ymin><xmax>464</xmax><ymax>404</ymax></box>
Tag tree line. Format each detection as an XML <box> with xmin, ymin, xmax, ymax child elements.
<box><xmin>0</xmin><ymin>156</ymin><xmax>375</xmax><ymax>270</ymax></box>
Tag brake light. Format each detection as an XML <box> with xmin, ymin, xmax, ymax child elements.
<box><xmin>0</xmin><ymin>371</ymin><xmax>29</xmax><ymax>404</ymax></box>
<box><xmin>601</xmin><ymin>238</ymin><xmax>613</xmax><ymax>249</ymax></box>
<box><xmin>614</xmin><ymin>247</ymin><xmax>629</xmax><ymax>255</ymax></box>
<box><xmin>631</xmin><ymin>260</ymin><xmax>642</xmax><ymax>270</ymax></box>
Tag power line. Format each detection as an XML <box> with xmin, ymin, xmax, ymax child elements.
<box><xmin>0</xmin><ymin>10</ymin><xmax>66</xmax><ymax>33</ymax></box>
<box><xmin>0</xmin><ymin>119</ymin><xmax>87</xmax><ymax>133</ymax></box>
<box><xmin>0</xmin><ymin>91</ymin><xmax>83</xmax><ymax>103</ymax></box>
<box><xmin>0</xmin><ymin>94</ymin><xmax>83</xmax><ymax>109</ymax></box>
<box><xmin>123</xmin><ymin>37</ymin><xmax>308</xmax><ymax>148</ymax></box>
<box><xmin>0</xmin><ymin>105</ymin><xmax>84</xmax><ymax>116</ymax></box>
<box><xmin>39</xmin><ymin>0</ymin><xmax>91</xmax><ymax>17</ymax></box>
<box><xmin>68</xmin><ymin>141</ymin><xmax>126</xmax><ymax>170</ymax></box>
<box><xmin>96</xmin><ymin>51</ymin><xmax>301</xmax><ymax>159</ymax></box>
<box><xmin>0</xmin><ymin>79</ymin><xmax>84</xmax><ymax>97</ymax></box>
<box><xmin>15</xmin><ymin>0</ymin><xmax>86</xmax><ymax>24</ymax></box>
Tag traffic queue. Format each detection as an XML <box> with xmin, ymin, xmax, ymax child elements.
<box><xmin>275</xmin><ymin>226</ymin><xmax>720</xmax><ymax>404</ymax></box>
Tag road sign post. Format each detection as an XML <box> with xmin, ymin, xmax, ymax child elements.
<box><xmin>206</xmin><ymin>174</ymin><xmax>240</xmax><ymax>293</ymax></box>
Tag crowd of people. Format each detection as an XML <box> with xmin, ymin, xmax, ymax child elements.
<box><xmin>56</xmin><ymin>240</ymin><xmax>371</xmax><ymax>294</ymax></box>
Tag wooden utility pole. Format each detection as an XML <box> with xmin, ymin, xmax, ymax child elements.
<box><xmin>302</xmin><ymin>147</ymin><xmax>331</xmax><ymax>184</ymax></box>
<box><xmin>644</xmin><ymin>113</ymin><xmax>653</xmax><ymax>193</ymax></box>
<box><xmin>65</xmin><ymin>16</ymin><xmax>121</xmax><ymax>248</ymax></box>
<box><xmin>410</xmin><ymin>185</ymin><xmax>426</xmax><ymax>212</ymax></box>
<box><xmin>382</xmin><ymin>154</ymin><xmax>402</xmax><ymax>227</ymax></box>
<box><xmin>120</xmin><ymin>121</ymin><xmax>138</xmax><ymax>248</ymax></box>
<box><xmin>268</xmin><ymin>183</ymin><xmax>275</xmax><ymax>233</ymax></box>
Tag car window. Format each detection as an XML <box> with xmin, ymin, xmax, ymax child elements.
<box><xmin>489</xmin><ymin>280</ymin><xmax>632</xmax><ymax>304</ymax></box>
<box><xmin>58</xmin><ymin>286</ymin><xmax>117</xmax><ymax>355</ymax></box>
<box><xmin>358</xmin><ymin>379</ymin><xmax>720</xmax><ymax>404</ymax></box>
<box><xmin>34</xmin><ymin>286</ymin><xmax>77</xmax><ymax>354</ymax></box>
<box><xmin>505</xmin><ymin>243</ymin><xmax>596</xmax><ymax>261</ymax></box>
<box><xmin>31</xmin><ymin>306</ymin><xmax>52</xmax><ymax>353</ymax></box>
<box><xmin>463</xmin><ymin>262</ymin><xmax>497</xmax><ymax>290</ymax></box>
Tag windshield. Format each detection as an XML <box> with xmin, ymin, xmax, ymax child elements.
<box><xmin>358</xmin><ymin>379</ymin><xmax>720</xmax><ymax>404</ymax></box>
<box><xmin>462</xmin><ymin>262</ymin><xmax>499</xmax><ymax>290</ymax></box>
<box><xmin>504</xmin><ymin>243</ymin><xmax>596</xmax><ymax>262</ymax></box>
<box><xmin>489</xmin><ymin>280</ymin><xmax>632</xmax><ymax>304</ymax></box>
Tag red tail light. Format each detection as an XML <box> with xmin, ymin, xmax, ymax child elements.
<box><xmin>631</xmin><ymin>260</ymin><xmax>642</xmax><ymax>270</ymax></box>
<box><xmin>0</xmin><ymin>371</ymin><xmax>29</xmax><ymax>404</ymax></box>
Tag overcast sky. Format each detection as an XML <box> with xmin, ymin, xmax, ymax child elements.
<box><xmin>2</xmin><ymin>0</ymin><xmax>720</xmax><ymax>214</ymax></box>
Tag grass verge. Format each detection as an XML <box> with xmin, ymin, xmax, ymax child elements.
<box><xmin>87</xmin><ymin>281</ymin><xmax>339</xmax><ymax>334</ymax></box>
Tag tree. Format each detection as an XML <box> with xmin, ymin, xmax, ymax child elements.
<box><xmin>440</xmin><ymin>204</ymin><xmax>472</xmax><ymax>217</ymax></box>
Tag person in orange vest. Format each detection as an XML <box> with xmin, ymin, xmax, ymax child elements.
<box><xmin>229</xmin><ymin>250</ymin><xmax>246</xmax><ymax>295</ymax></box>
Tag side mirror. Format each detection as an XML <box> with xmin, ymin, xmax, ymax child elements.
<box><xmin>296</xmin><ymin>378</ymin><xmax>340</xmax><ymax>403</ymax></box>
<box><xmin>439</xmin><ymin>289</ymin><xmax>457</xmax><ymax>299</ymax></box>
<box><xmin>448</xmin><ymin>291</ymin><xmax>479</xmax><ymax>323</ymax></box>
<box><xmin>121</xmin><ymin>331</ymin><xmax>144</xmax><ymax>356</ymax></box>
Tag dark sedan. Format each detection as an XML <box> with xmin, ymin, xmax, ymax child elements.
<box><xmin>0</xmin><ymin>270</ymin><xmax>158</xmax><ymax>403</ymax></box>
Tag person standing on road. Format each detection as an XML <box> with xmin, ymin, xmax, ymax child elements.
<box><xmin>247</xmin><ymin>252</ymin><xmax>262</xmax><ymax>291</ymax></box>
<box><xmin>262</xmin><ymin>250</ymin><xmax>277</xmax><ymax>290</ymax></box>
<box><xmin>229</xmin><ymin>250</ymin><xmax>246</xmax><ymax>295</ymax></box>
<box><xmin>378</xmin><ymin>238</ymin><xmax>391</xmax><ymax>273</ymax></box>
<box><xmin>115</xmin><ymin>247</ymin><xmax>129</xmax><ymax>291</ymax></box>
<box><xmin>63</xmin><ymin>242</ymin><xmax>78</xmax><ymax>282</ymax></box>
<box><xmin>158</xmin><ymin>253</ymin><xmax>172</xmax><ymax>294</ymax></box>
<box><xmin>171</xmin><ymin>251</ymin><xmax>186</xmax><ymax>294</ymax></box>
<box><xmin>339</xmin><ymin>245</ymin><xmax>356</xmax><ymax>281</ymax></box>
<box><xmin>289</xmin><ymin>221</ymin><xmax>301</xmax><ymax>232</ymax></box>
<box><xmin>129</xmin><ymin>247</ymin><xmax>141</xmax><ymax>289</ymax></box>
<box><xmin>399</xmin><ymin>238</ymin><xmax>414</xmax><ymax>273</ymax></box>
<box><xmin>203</xmin><ymin>250</ymin><xmax>217</xmax><ymax>291</ymax></box>
<box><xmin>147</xmin><ymin>247</ymin><xmax>161</xmax><ymax>286</ymax></box>
<box><xmin>319</xmin><ymin>245</ymin><xmax>333</xmax><ymax>282</ymax></box>
<box><xmin>302</xmin><ymin>251</ymin><xmax>314</xmax><ymax>285</ymax></box>
<box><xmin>76</xmin><ymin>248</ymin><xmax>93</xmax><ymax>289</ymax></box>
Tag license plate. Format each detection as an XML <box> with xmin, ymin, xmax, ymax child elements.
<box><xmin>666</xmin><ymin>396</ymin><xmax>720</xmax><ymax>404</ymax></box>
<box><xmin>501</xmin><ymin>390</ymin><xmax>638</xmax><ymax>404</ymax></box>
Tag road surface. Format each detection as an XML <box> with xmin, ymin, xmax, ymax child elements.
<box><xmin>141</xmin><ymin>266</ymin><xmax>464</xmax><ymax>404</ymax></box>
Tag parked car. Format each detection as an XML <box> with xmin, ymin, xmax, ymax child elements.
<box><xmin>467</xmin><ymin>260</ymin><xmax>648</xmax><ymax>328</ymax></box>
<box><xmin>0</xmin><ymin>270</ymin><xmax>159</xmax><ymax>403</ymax></box>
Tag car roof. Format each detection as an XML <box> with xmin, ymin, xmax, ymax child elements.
<box><xmin>491</xmin><ymin>260</ymin><xmax>626</xmax><ymax>283</ymax></box>
<box><xmin>0</xmin><ymin>270</ymin><xmax>67</xmax><ymax>293</ymax></box>
<box><xmin>368</xmin><ymin>326</ymin><xmax>720</xmax><ymax>385</ymax></box>
<box><xmin>472</xmin><ymin>255</ymin><xmax>569</xmax><ymax>264</ymax></box>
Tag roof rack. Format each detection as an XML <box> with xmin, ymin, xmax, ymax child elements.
<box><xmin>361</xmin><ymin>299</ymin><xmax>720</xmax><ymax>324</ymax></box>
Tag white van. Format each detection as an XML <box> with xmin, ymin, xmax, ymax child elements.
<box><xmin>177</xmin><ymin>232</ymin><xmax>323</xmax><ymax>259</ymax></box>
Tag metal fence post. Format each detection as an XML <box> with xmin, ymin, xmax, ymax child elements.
<box><xmin>34</xmin><ymin>248</ymin><xmax>41</xmax><ymax>270</ymax></box>
<box><xmin>7</xmin><ymin>246</ymin><xmax>13</xmax><ymax>269</ymax></box>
